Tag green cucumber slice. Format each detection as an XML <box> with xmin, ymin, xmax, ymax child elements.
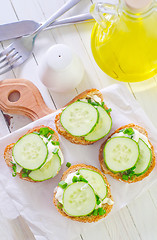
<box><xmin>29</xmin><ymin>153</ymin><xmax>61</xmax><ymax>181</ymax></box>
<box><xmin>104</xmin><ymin>137</ymin><xmax>139</xmax><ymax>172</ymax></box>
<box><xmin>13</xmin><ymin>133</ymin><xmax>48</xmax><ymax>170</ymax></box>
<box><xmin>63</xmin><ymin>182</ymin><xmax>96</xmax><ymax>216</ymax></box>
<box><xmin>134</xmin><ymin>138</ymin><xmax>152</xmax><ymax>175</ymax></box>
<box><xmin>84</xmin><ymin>106</ymin><xmax>112</xmax><ymax>141</ymax></box>
<box><xmin>60</xmin><ymin>101</ymin><xmax>98</xmax><ymax>136</ymax></box>
<box><xmin>79</xmin><ymin>168</ymin><xmax>107</xmax><ymax>200</ymax></box>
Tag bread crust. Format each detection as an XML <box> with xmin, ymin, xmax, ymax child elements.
<box><xmin>53</xmin><ymin>164</ymin><xmax>114</xmax><ymax>223</ymax></box>
<box><xmin>4</xmin><ymin>125</ymin><xmax>59</xmax><ymax>182</ymax></box>
<box><xmin>55</xmin><ymin>89</ymin><xmax>110</xmax><ymax>145</ymax></box>
<box><xmin>99</xmin><ymin>124</ymin><xmax>156</xmax><ymax>183</ymax></box>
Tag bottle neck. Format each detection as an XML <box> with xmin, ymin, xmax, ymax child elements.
<box><xmin>121</xmin><ymin>0</ymin><xmax>156</xmax><ymax>18</ymax></box>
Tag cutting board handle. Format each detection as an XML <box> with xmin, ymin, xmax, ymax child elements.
<box><xmin>0</xmin><ymin>79</ymin><xmax>53</xmax><ymax>121</ymax></box>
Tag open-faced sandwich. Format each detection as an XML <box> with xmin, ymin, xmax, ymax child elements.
<box><xmin>55</xmin><ymin>89</ymin><xmax>112</xmax><ymax>145</ymax></box>
<box><xmin>99</xmin><ymin>124</ymin><xmax>155</xmax><ymax>183</ymax></box>
<box><xmin>53</xmin><ymin>164</ymin><xmax>114</xmax><ymax>222</ymax></box>
<box><xmin>4</xmin><ymin>125</ymin><xmax>64</xmax><ymax>182</ymax></box>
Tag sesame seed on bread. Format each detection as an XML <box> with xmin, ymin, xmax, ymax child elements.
<box><xmin>55</xmin><ymin>89</ymin><xmax>110</xmax><ymax>145</ymax></box>
<box><xmin>99</xmin><ymin>124</ymin><xmax>155</xmax><ymax>183</ymax></box>
<box><xmin>53</xmin><ymin>164</ymin><xmax>114</xmax><ymax>223</ymax></box>
<box><xmin>4</xmin><ymin>125</ymin><xmax>59</xmax><ymax>182</ymax></box>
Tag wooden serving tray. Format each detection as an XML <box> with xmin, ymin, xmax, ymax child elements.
<box><xmin>0</xmin><ymin>79</ymin><xmax>53</xmax><ymax>121</ymax></box>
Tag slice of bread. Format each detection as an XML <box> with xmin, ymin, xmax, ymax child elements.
<box><xmin>53</xmin><ymin>164</ymin><xmax>113</xmax><ymax>223</ymax></box>
<box><xmin>55</xmin><ymin>89</ymin><xmax>110</xmax><ymax>145</ymax></box>
<box><xmin>4</xmin><ymin>125</ymin><xmax>59</xmax><ymax>182</ymax></box>
<box><xmin>99</xmin><ymin>123</ymin><xmax>155</xmax><ymax>183</ymax></box>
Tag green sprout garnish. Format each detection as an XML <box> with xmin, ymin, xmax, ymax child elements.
<box><xmin>39</xmin><ymin>127</ymin><xmax>54</xmax><ymax>137</ymax></box>
<box><xmin>95</xmin><ymin>194</ymin><xmax>101</xmax><ymax>205</ymax></box>
<box><xmin>22</xmin><ymin>169</ymin><xmax>29</xmax><ymax>178</ymax></box>
<box><xmin>87</xmin><ymin>99</ymin><xmax>92</xmax><ymax>104</ymax></box>
<box><xmin>66</xmin><ymin>162</ymin><xmax>71</xmax><ymax>168</ymax></box>
<box><xmin>106</xmin><ymin>108</ymin><xmax>112</xmax><ymax>114</ymax></box>
<box><xmin>51</xmin><ymin>141</ymin><xmax>60</xmax><ymax>146</ymax></box>
<box><xmin>58</xmin><ymin>181</ymin><xmax>67</xmax><ymax>189</ymax></box>
<box><xmin>122</xmin><ymin>175</ymin><xmax>129</xmax><ymax>180</ymax></box>
<box><xmin>93</xmin><ymin>209</ymin><xmax>98</xmax><ymax>216</ymax></box>
<box><xmin>48</xmin><ymin>135</ymin><xmax>52</xmax><ymax>141</ymax></box>
<box><xmin>123</xmin><ymin>128</ymin><xmax>134</xmax><ymax>136</ymax></box>
<box><xmin>78</xmin><ymin>175</ymin><xmax>88</xmax><ymax>183</ymax></box>
<box><xmin>122</xmin><ymin>166</ymin><xmax>136</xmax><ymax>180</ymax></box>
<box><xmin>11</xmin><ymin>161</ymin><xmax>17</xmax><ymax>177</ymax></box>
<box><xmin>91</xmin><ymin>102</ymin><xmax>99</xmax><ymax>106</ymax></box>
<box><xmin>101</xmin><ymin>101</ymin><xmax>105</xmax><ymax>107</ymax></box>
<box><xmin>98</xmin><ymin>207</ymin><xmax>106</xmax><ymax>216</ymax></box>
<box><xmin>72</xmin><ymin>176</ymin><xmax>78</xmax><ymax>183</ymax></box>
<box><xmin>72</xmin><ymin>175</ymin><xmax>88</xmax><ymax>183</ymax></box>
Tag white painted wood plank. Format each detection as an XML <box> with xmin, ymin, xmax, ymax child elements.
<box><xmin>118</xmin><ymin>207</ymin><xmax>141</xmax><ymax>240</ymax></box>
<box><xmin>104</xmin><ymin>212</ymin><xmax>131</xmax><ymax>240</ymax></box>
<box><xmin>127</xmin><ymin>191</ymin><xmax>157</xmax><ymax>240</ymax></box>
<box><xmin>0</xmin><ymin>112</ymin><xmax>10</xmax><ymax>137</ymax></box>
<box><xmin>130</xmin><ymin>78</ymin><xmax>157</xmax><ymax>129</ymax></box>
<box><xmin>148</xmin><ymin>181</ymin><xmax>157</xmax><ymax>207</ymax></box>
<box><xmin>81</xmin><ymin>221</ymin><xmax>111</xmax><ymax>240</ymax></box>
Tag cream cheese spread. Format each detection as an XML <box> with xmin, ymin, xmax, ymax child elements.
<box><xmin>80</xmin><ymin>95</ymin><xmax>102</xmax><ymax>104</ymax></box>
<box><xmin>112</xmin><ymin>128</ymin><xmax>151</xmax><ymax>148</ymax></box>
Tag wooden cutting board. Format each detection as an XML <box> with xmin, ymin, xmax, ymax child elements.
<box><xmin>0</xmin><ymin>79</ymin><xmax>54</xmax><ymax>121</ymax></box>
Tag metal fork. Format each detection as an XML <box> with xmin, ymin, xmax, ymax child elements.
<box><xmin>0</xmin><ymin>0</ymin><xmax>81</xmax><ymax>75</ymax></box>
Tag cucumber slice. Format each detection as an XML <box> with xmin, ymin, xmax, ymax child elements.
<box><xmin>60</xmin><ymin>101</ymin><xmax>98</xmax><ymax>136</ymax></box>
<box><xmin>29</xmin><ymin>153</ymin><xmax>61</xmax><ymax>181</ymax></box>
<box><xmin>85</xmin><ymin>106</ymin><xmax>112</xmax><ymax>141</ymax></box>
<box><xmin>13</xmin><ymin>133</ymin><xmax>48</xmax><ymax>170</ymax></box>
<box><xmin>104</xmin><ymin>137</ymin><xmax>139</xmax><ymax>172</ymax></box>
<box><xmin>134</xmin><ymin>138</ymin><xmax>152</xmax><ymax>175</ymax></box>
<box><xmin>63</xmin><ymin>182</ymin><xmax>96</xmax><ymax>216</ymax></box>
<box><xmin>79</xmin><ymin>169</ymin><xmax>107</xmax><ymax>200</ymax></box>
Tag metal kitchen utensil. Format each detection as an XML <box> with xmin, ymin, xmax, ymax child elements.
<box><xmin>0</xmin><ymin>0</ymin><xmax>81</xmax><ymax>75</ymax></box>
<box><xmin>0</xmin><ymin>13</ymin><xmax>93</xmax><ymax>42</ymax></box>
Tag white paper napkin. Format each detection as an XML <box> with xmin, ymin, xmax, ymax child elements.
<box><xmin>0</xmin><ymin>84</ymin><xmax>157</xmax><ymax>240</ymax></box>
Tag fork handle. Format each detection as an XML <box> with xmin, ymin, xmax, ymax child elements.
<box><xmin>33</xmin><ymin>0</ymin><xmax>81</xmax><ymax>36</ymax></box>
<box><xmin>0</xmin><ymin>79</ymin><xmax>53</xmax><ymax>121</ymax></box>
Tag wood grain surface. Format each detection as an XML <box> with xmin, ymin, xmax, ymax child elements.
<box><xmin>0</xmin><ymin>0</ymin><xmax>157</xmax><ymax>239</ymax></box>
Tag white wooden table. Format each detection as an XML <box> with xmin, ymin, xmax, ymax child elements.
<box><xmin>1</xmin><ymin>0</ymin><xmax>157</xmax><ymax>239</ymax></box>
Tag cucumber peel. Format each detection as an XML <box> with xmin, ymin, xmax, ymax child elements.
<box><xmin>60</xmin><ymin>101</ymin><xmax>99</xmax><ymax>137</ymax></box>
<box><xmin>134</xmin><ymin>138</ymin><xmax>152</xmax><ymax>176</ymax></box>
<box><xmin>78</xmin><ymin>168</ymin><xmax>107</xmax><ymax>200</ymax></box>
<box><xmin>12</xmin><ymin>133</ymin><xmax>48</xmax><ymax>170</ymax></box>
<box><xmin>84</xmin><ymin>106</ymin><xmax>112</xmax><ymax>141</ymax></box>
<box><xmin>104</xmin><ymin>137</ymin><xmax>140</xmax><ymax>173</ymax></box>
<box><xmin>63</xmin><ymin>182</ymin><xmax>96</xmax><ymax>217</ymax></box>
<box><xmin>29</xmin><ymin>153</ymin><xmax>61</xmax><ymax>181</ymax></box>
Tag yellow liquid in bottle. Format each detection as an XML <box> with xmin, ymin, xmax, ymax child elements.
<box><xmin>91</xmin><ymin>10</ymin><xmax>157</xmax><ymax>82</ymax></box>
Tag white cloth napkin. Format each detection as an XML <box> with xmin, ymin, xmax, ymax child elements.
<box><xmin>0</xmin><ymin>84</ymin><xmax>157</xmax><ymax>240</ymax></box>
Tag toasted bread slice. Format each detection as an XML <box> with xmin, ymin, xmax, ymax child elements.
<box><xmin>4</xmin><ymin>125</ymin><xmax>59</xmax><ymax>182</ymax></box>
<box><xmin>53</xmin><ymin>164</ymin><xmax>113</xmax><ymax>223</ymax></box>
<box><xmin>99</xmin><ymin>124</ymin><xmax>155</xmax><ymax>183</ymax></box>
<box><xmin>55</xmin><ymin>89</ymin><xmax>110</xmax><ymax>145</ymax></box>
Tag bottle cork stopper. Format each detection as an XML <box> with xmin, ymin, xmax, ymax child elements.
<box><xmin>124</xmin><ymin>0</ymin><xmax>152</xmax><ymax>12</ymax></box>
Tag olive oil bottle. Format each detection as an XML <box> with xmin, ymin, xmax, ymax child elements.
<box><xmin>91</xmin><ymin>0</ymin><xmax>157</xmax><ymax>82</ymax></box>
